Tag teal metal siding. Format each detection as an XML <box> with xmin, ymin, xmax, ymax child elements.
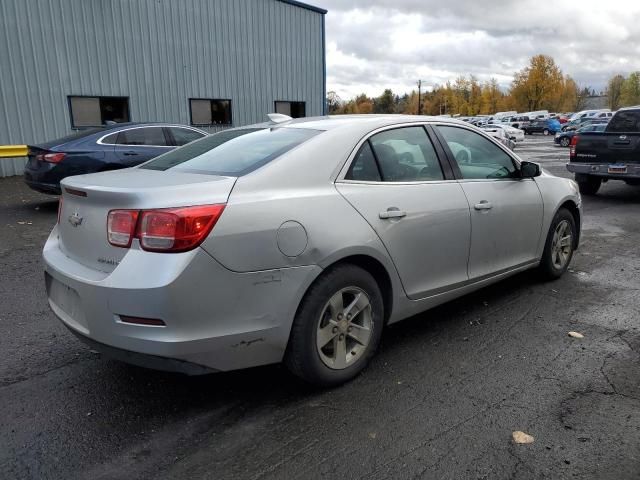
<box><xmin>0</xmin><ymin>0</ymin><xmax>325</xmax><ymax>177</ymax></box>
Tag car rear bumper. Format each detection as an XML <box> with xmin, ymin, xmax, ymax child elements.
<box><xmin>24</xmin><ymin>161</ymin><xmax>65</xmax><ymax>194</ymax></box>
<box><xmin>566</xmin><ymin>162</ymin><xmax>640</xmax><ymax>179</ymax></box>
<box><xmin>24</xmin><ymin>178</ymin><xmax>62</xmax><ymax>195</ymax></box>
<box><xmin>43</xmin><ymin>226</ymin><xmax>321</xmax><ymax>372</ymax></box>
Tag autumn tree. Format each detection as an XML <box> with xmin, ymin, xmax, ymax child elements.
<box><xmin>373</xmin><ymin>89</ymin><xmax>396</xmax><ymax>113</ymax></box>
<box><xmin>510</xmin><ymin>55</ymin><xmax>564</xmax><ymax>111</ymax></box>
<box><xmin>620</xmin><ymin>72</ymin><xmax>640</xmax><ymax>106</ymax></box>
<box><xmin>606</xmin><ymin>75</ymin><xmax>625</xmax><ymax>110</ymax></box>
<box><xmin>480</xmin><ymin>79</ymin><xmax>503</xmax><ymax>114</ymax></box>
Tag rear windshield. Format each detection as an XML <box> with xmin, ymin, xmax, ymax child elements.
<box><xmin>607</xmin><ymin>110</ymin><xmax>640</xmax><ymax>133</ymax></box>
<box><xmin>52</xmin><ymin>127</ymin><xmax>105</xmax><ymax>143</ymax></box>
<box><xmin>141</xmin><ymin>127</ymin><xmax>321</xmax><ymax>176</ymax></box>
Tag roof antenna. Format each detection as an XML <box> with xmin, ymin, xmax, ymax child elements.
<box><xmin>267</xmin><ymin>113</ymin><xmax>293</xmax><ymax>124</ymax></box>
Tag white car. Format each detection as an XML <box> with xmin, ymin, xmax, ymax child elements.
<box><xmin>487</xmin><ymin>123</ymin><xmax>525</xmax><ymax>142</ymax></box>
<box><xmin>480</xmin><ymin>126</ymin><xmax>516</xmax><ymax>150</ymax></box>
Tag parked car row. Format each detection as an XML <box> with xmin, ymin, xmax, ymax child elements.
<box><xmin>459</xmin><ymin>109</ymin><xmax>614</xmax><ymax>138</ymax></box>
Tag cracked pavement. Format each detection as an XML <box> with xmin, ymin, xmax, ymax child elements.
<box><xmin>1</xmin><ymin>137</ymin><xmax>639</xmax><ymax>479</ymax></box>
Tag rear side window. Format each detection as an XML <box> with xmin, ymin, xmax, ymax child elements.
<box><xmin>168</xmin><ymin>127</ymin><xmax>206</xmax><ymax>146</ymax></box>
<box><xmin>345</xmin><ymin>142</ymin><xmax>381</xmax><ymax>181</ymax></box>
<box><xmin>141</xmin><ymin>127</ymin><xmax>321</xmax><ymax>176</ymax></box>
<box><xmin>607</xmin><ymin>111</ymin><xmax>640</xmax><ymax>133</ymax></box>
<box><xmin>116</xmin><ymin>127</ymin><xmax>168</xmax><ymax>146</ymax></box>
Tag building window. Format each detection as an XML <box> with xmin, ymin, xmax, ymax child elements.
<box><xmin>68</xmin><ymin>96</ymin><xmax>129</xmax><ymax>128</ymax></box>
<box><xmin>189</xmin><ymin>99</ymin><xmax>232</xmax><ymax>126</ymax></box>
<box><xmin>275</xmin><ymin>101</ymin><xmax>306</xmax><ymax>118</ymax></box>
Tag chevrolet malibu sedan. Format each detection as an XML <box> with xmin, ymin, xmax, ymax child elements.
<box><xmin>44</xmin><ymin>115</ymin><xmax>581</xmax><ymax>386</ymax></box>
<box><xmin>24</xmin><ymin>122</ymin><xmax>206</xmax><ymax>195</ymax></box>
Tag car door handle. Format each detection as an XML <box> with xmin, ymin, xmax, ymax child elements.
<box><xmin>379</xmin><ymin>208</ymin><xmax>406</xmax><ymax>219</ymax></box>
<box><xmin>474</xmin><ymin>201</ymin><xmax>493</xmax><ymax>211</ymax></box>
<box><xmin>123</xmin><ymin>151</ymin><xmax>139</xmax><ymax>156</ymax></box>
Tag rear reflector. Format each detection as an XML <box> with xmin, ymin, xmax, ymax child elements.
<box><xmin>64</xmin><ymin>187</ymin><xmax>87</xmax><ymax>197</ymax></box>
<box><xmin>119</xmin><ymin>315</ymin><xmax>166</xmax><ymax>326</ymax></box>
<box><xmin>38</xmin><ymin>152</ymin><xmax>66</xmax><ymax>163</ymax></box>
<box><xmin>107</xmin><ymin>204</ymin><xmax>225</xmax><ymax>253</ymax></box>
<box><xmin>107</xmin><ymin>210</ymin><xmax>139</xmax><ymax>248</ymax></box>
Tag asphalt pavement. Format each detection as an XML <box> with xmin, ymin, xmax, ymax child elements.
<box><xmin>1</xmin><ymin>136</ymin><xmax>639</xmax><ymax>479</ymax></box>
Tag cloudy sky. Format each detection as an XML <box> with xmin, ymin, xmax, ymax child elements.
<box><xmin>318</xmin><ymin>0</ymin><xmax>640</xmax><ymax>100</ymax></box>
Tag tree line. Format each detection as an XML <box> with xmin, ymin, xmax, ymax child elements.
<box><xmin>606</xmin><ymin>72</ymin><xmax>640</xmax><ymax>110</ymax></box>
<box><xmin>328</xmin><ymin>55</ymin><xmax>638</xmax><ymax>116</ymax></box>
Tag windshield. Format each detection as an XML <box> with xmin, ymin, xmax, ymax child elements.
<box><xmin>141</xmin><ymin>127</ymin><xmax>321</xmax><ymax>176</ymax></box>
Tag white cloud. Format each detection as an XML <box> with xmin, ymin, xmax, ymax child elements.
<box><xmin>320</xmin><ymin>0</ymin><xmax>640</xmax><ymax>99</ymax></box>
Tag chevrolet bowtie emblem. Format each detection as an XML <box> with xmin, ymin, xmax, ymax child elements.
<box><xmin>68</xmin><ymin>211</ymin><xmax>83</xmax><ymax>227</ymax></box>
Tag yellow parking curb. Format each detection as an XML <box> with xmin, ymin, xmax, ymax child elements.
<box><xmin>0</xmin><ymin>145</ymin><xmax>28</xmax><ymax>158</ymax></box>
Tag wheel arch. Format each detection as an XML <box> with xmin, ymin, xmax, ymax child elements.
<box><xmin>557</xmin><ymin>200</ymin><xmax>581</xmax><ymax>249</ymax></box>
<box><xmin>299</xmin><ymin>250</ymin><xmax>397</xmax><ymax>326</ymax></box>
<box><xmin>327</xmin><ymin>254</ymin><xmax>394</xmax><ymax>324</ymax></box>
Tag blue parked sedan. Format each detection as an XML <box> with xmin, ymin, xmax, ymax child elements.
<box><xmin>24</xmin><ymin>122</ymin><xmax>206</xmax><ymax>194</ymax></box>
<box><xmin>554</xmin><ymin>123</ymin><xmax>607</xmax><ymax>147</ymax></box>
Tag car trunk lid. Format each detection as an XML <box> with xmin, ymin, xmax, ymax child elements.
<box><xmin>58</xmin><ymin>168</ymin><xmax>236</xmax><ymax>272</ymax></box>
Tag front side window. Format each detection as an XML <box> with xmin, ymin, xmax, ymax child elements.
<box><xmin>369</xmin><ymin>127</ymin><xmax>444</xmax><ymax>182</ymax></box>
<box><xmin>141</xmin><ymin>127</ymin><xmax>320</xmax><ymax>176</ymax></box>
<box><xmin>190</xmin><ymin>99</ymin><xmax>232</xmax><ymax>126</ymax></box>
<box><xmin>275</xmin><ymin>101</ymin><xmax>306</xmax><ymax>118</ymax></box>
<box><xmin>116</xmin><ymin>127</ymin><xmax>168</xmax><ymax>146</ymax></box>
<box><xmin>437</xmin><ymin>126</ymin><xmax>517</xmax><ymax>180</ymax></box>
<box><xmin>68</xmin><ymin>96</ymin><xmax>129</xmax><ymax>128</ymax></box>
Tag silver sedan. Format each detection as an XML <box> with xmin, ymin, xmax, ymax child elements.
<box><xmin>44</xmin><ymin>115</ymin><xmax>581</xmax><ymax>386</ymax></box>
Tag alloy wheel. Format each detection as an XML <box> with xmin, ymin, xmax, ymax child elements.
<box><xmin>551</xmin><ymin>220</ymin><xmax>573</xmax><ymax>269</ymax></box>
<box><xmin>316</xmin><ymin>287</ymin><xmax>373</xmax><ymax>369</ymax></box>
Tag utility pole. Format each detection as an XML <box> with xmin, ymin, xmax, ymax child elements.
<box><xmin>417</xmin><ymin>80</ymin><xmax>422</xmax><ymax>115</ymax></box>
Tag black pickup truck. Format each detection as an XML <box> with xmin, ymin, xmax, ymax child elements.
<box><xmin>566</xmin><ymin>106</ymin><xmax>640</xmax><ymax>195</ymax></box>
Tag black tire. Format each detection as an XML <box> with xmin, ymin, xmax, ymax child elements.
<box><xmin>560</xmin><ymin>137</ymin><xmax>570</xmax><ymax>147</ymax></box>
<box><xmin>543</xmin><ymin>128</ymin><xmax>550</xmax><ymax>136</ymax></box>
<box><xmin>284</xmin><ymin>264</ymin><xmax>384</xmax><ymax>387</ymax></box>
<box><xmin>539</xmin><ymin>208</ymin><xmax>577</xmax><ymax>280</ymax></box>
<box><xmin>576</xmin><ymin>175</ymin><xmax>601</xmax><ymax>195</ymax></box>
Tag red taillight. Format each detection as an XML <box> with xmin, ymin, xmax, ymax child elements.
<box><xmin>569</xmin><ymin>135</ymin><xmax>579</xmax><ymax>159</ymax></box>
<box><xmin>38</xmin><ymin>152</ymin><xmax>66</xmax><ymax>163</ymax></box>
<box><xmin>107</xmin><ymin>204</ymin><xmax>225</xmax><ymax>253</ymax></box>
<box><xmin>107</xmin><ymin>210</ymin><xmax>139</xmax><ymax>248</ymax></box>
<box><xmin>138</xmin><ymin>205</ymin><xmax>226</xmax><ymax>252</ymax></box>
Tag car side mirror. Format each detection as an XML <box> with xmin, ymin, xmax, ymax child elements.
<box><xmin>520</xmin><ymin>161</ymin><xmax>541</xmax><ymax>178</ymax></box>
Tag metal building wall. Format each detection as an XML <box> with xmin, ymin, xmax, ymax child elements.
<box><xmin>0</xmin><ymin>0</ymin><xmax>326</xmax><ymax>177</ymax></box>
